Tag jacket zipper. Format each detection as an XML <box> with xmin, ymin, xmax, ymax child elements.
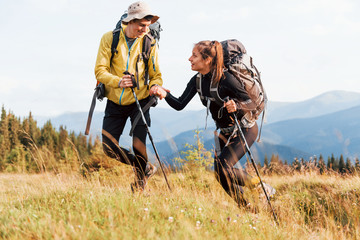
<box><xmin>119</xmin><ymin>29</ymin><xmax>137</xmax><ymax>105</ymax></box>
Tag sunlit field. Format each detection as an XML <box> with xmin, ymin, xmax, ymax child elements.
<box><xmin>1</xmin><ymin>167</ymin><xmax>359</xmax><ymax>240</ymax></box>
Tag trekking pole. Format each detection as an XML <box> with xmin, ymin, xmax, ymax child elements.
<box><xmin>129</xmin><ymin>82</ymin><xmax>172</xmax><ymax>191</ymax></box>
<box><xmin>225</xmin><ymin>97</ymin><xmax>278</xmax><ymax>224</ymax></box>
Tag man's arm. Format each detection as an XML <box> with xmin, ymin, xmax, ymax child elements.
<box><xmin>147</xmin><ymin>40</ymin><xmax>163</xmax><ymax>89</ymax></box>
<box><xmin>94</xmin><ymin>32</ymin><xmax>122</xmax><ymax>88</ymax></box>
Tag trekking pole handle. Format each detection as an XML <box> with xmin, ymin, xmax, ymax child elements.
<box><xmin>123</xmin><ymin>71</ymin><xmax>139</xmax><ymax>90</ymax></box>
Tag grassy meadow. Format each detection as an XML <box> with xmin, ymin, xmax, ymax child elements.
<box><xmin>1</xmin><ymin>165</ymin><xmax>359</xmax><ymax>240</ymax></box>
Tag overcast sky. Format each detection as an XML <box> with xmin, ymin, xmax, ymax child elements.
<box><xmin>1</xmin><ymin>0</ymin><xmax>359</xmax><ymax>117</ymax></box>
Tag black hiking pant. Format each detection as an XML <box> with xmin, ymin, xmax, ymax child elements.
<box><xmin>102</xmin><ymin>98</ymin><xmax>150</xmax><ymax>180</ymax></box>
<box><xmin>214</xmin><ymin>122</ymin><xmax>258</xmax><ymax>206</ymax></box>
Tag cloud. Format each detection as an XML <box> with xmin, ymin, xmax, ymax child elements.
<box><xmin>186</xmin><ymin>6</ymin><xmax>251</xmax><ymax>24</ymax></box>
<box><xmin>289</xmin><ymin>0</ymin><xmax>353</xmax><ymax>15</ymax></box>
<box><xmin>0</xmin><ymin>76</ymin><xmax>20</xmax><ymax>94</ymax></box>
<box><xmin>307</xmin><ymin>24</ymin><xmax>332</xmax><ymax>36</ymax></box>
<box><xmin>25</xmin><ymin>0</ymin><xmax>70</xmax><ymax>13</ymax></box>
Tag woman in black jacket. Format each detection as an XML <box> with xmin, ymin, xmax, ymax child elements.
<box><xmin>153</xmin><ymin>40</ymin><xmax>274</xmax><ymax>207</ymax></box>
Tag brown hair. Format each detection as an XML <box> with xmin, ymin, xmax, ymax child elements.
<box><xmin>195</xmin><ymin>40</ymin><xmax>224</xmax><ymax>83</ymax></box>
<box><xmin>127</xmin><ymin>15</ymin><xmax>154</xmax><ymax>25</ymax></box>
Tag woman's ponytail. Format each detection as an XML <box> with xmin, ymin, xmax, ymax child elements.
<box><xmin>212</xmin><ymin>41</ymin><xmax>224</xmax><ymax>84</ymax></box>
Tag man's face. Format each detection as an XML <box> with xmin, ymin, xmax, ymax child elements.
<box><xmin>126</xmin><ymin>18</ymin><xmax>152</xmax><ymax>38</ymax></box>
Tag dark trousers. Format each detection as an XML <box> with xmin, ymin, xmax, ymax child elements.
<box><xmin>102</xmin><ymin>98</ymin><xmax>151</xmax><ymax>179</ymax></box>
<box><xmin>214</xmin><ymin>122</ymin><xmax>258</xmax><ymax>205</ymax></box>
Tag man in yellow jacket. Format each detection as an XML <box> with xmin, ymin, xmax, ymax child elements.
<box><xmin>94</xmin><ymin>1</ymin><xmax>162</xmax><ymax>191</ymax></box>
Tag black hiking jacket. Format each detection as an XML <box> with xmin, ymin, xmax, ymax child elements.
<box><xmin>165</xmin><ymin>71</ymin><xmax>251</xmax><ymax>129</ymax></box>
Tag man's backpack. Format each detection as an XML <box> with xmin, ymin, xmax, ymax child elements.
<box><xmin>196</xmin><ymin>39</ymin><xmax>267</xmax><ymax>140</ymax></box>
<box><xmin>85</xmin><ymin>13</ymin><xmax>162</xmax><ymax>135</ymax></box>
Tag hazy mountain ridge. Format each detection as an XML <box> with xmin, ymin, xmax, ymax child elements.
<box><xmin>34</xmin><ymin>90</ymin><xmax>360</xmax><ymax>162</ymax></box>
<box><xmin>157</xmin><ymin>129</ymin><xmax>312</xmax><ymax>167</ymax></box>
<box><xmin>261</xmin><ymin>105</ymin><xmax>360</xmax><ymax>159</ymax></box>
<box><xmin>265</xmin><ymin>90</ymin><xmax>360</xmax><ymax>123</ymax></box>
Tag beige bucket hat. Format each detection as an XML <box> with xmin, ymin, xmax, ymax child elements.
<box><xmin>122</xmin><ymin>1</ymin><xmax>159</xmax><ymax>24</ymax></box>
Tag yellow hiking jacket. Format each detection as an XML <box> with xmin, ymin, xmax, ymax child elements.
<box><xmin>94</xmin><ymin>25</ymin><xmax>162</xmax><ymax>106</ymax></box>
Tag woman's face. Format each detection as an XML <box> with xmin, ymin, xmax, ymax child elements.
<box><xmin>189</xmin><ymin>47</ymin><xmax>211</xmax><ymax>74</ymax></box>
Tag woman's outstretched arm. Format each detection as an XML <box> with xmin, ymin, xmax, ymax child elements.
<box><xmin>165</xmin><ymin>75</ymin><xmax>198</xmax><ymax>111</ymax></box>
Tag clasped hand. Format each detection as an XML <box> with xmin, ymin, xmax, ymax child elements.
<box><xmin>149</xmin><ymin>85</ymin><xmax>170</xmax><ymax>100</ymax></box>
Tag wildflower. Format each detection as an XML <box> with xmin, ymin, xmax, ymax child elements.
<box><xmin>226</xmin><ymin>217</ymin><xmax>231</xmax><ymax>222</ymax></box>
<box><xmin>198</xmin><ymin>208</ymin><xmax>202</xmax><ymax>211</ymax></box>
<box><xmin>210</xmin><ymin>219</ymin><xmax>216</xmax><ymax>224</ymax></box>
<box><xmin>196</xmin><ymin>221</ymin><xmax>201</xmax><ymax>228</ymax></box>
<box><xmin>144</xmin><ymin>208</ymin><xmax>149</xmax><ymax>212</ymax></box>
<box><xmin>181</xmin><ymin>209</ymin><xmax>185</xmax><ymax>213</ymax></box>
<box><xmin>168</xmin><ymin>217</ymin><xmax>174</xmax><ymax>223</ymax></box>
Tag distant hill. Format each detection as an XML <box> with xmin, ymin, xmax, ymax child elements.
<box><xmin>35</xmin><ymin>107</ymin><xmax>214</xmax><ymax>144</ymax></box>
<box><xmin>147</xmin><ymin>128</ymin><xmax>312</xmax><ymax>166</ymax></box>
<box><xmin>34</xmin><ymin>90</ymin><xmax>360</xmax><ymax>163</ymax></box>
<box><xmin>265</xmin><ymin>90</ymin><xmax>360</xmax><ymax>123</ymax></box>
<box><xmin>261</xmin><ymin>105</ymin><xmax>360</xmax><ymax>159</ymax></box>
<box><xmin>36</xmin><ymin>90</ymin><xmax>360</xmax><ymax>139</ymax></box>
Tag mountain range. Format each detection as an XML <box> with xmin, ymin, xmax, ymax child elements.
<box><xmin>35</xmin><ymin>90</ymin><xmax>360</xmax><ymax>164</ymax></box>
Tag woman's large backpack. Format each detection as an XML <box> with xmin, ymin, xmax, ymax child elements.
<box><xmin>196</xmin><ymin>39</ymin><xmax>267</xmax><ymax>140</ymax></box>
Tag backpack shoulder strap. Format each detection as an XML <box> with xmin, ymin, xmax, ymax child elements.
<box><xmin>142</xmin><ymin>34</ymin><xmax>153</xmax><ymax>85</ymax></box>
<box><xmin>195</xmin><ymin>73</ymin><xmax>203</xmax><ymax>99</ymax></box>
<box><xmin>142</xmin><ymin>33</ymin><xmax>153</xmax><ymax>58</ymax></box>
<box><xmin>196</xmin><ymin>72</ymin><xmax>223</xmax><ymax>105</ymax></box>
<box><xmin>110</xmin><ymin>28</ymin><xmax>121</xmax><ymax>66</ymax></box>
<box><xmin>209</xmin><ymin>72</ymin><xmax>224</xmax><ymax>106</ymax></box>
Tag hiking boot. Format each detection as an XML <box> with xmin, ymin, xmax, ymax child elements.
<box><xmin>145</xmin><ymin>162</ymin><xmax>157</xmax><ymax>181</ymax></box>
<box><xmin>131</xmin><ymin>179</ymin><xmax>147</xmax><ymax>193</ymax></box>
<box><xmin>257</xmin><ymin>182</ymin><xmax>276</xmax><ymax>199</ymax></box>
<box><xmin>233</xmin><ymin>184</ymin><xmax>259</xmax><ymax>213</ymax></box>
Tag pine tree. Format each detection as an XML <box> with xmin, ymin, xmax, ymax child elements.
<box><xmin>8</xmin><ymin>113</ymin><xmax>21</xmax><ymax>149</ymax></box>
<box><xmin>39</xmin><ymin>120</ymin><xmax>58</xmax><ymax>153</ymax></box>
<box><xmin>333</xmin><ymin>156</ymin><xmax>339</xmax><ymax>171</ymax></box>
<box><xmin>318</xmin><ymin>154</ymin><xmax>326</xmax><ymax>174</ymax></box>
<box><xmin>338</xmin><ymin>154</ymin><xmax>345</xmax><ymax>174</ymax></box>
<box><xmin>313</xmin><ymin>155</ymin><xmax>318</xmax><ymax>167</ymax></box>
<box><xmin>329</xmin><ymin>154</ymin><xmax>336</xmax><ymax>170</ymax></box>
<box><xmin>354</xmin><ymin>158</ymin><xmax>360</xmax><ymax>173</ymax></box>
<box><xmin>270</xmin><ymin>154</ymin><xmax>278</xmax><ymax>165</ymax></box>
<box><xmin>27</xmin><ymin>112</ymin><xmax>40</xmax><ymax>144</ymax></box>
<box><xmin>345</xmin><ymin>157</ymin><xmax>353</xmax><ymax>174</ymax></box>
<box><xmin>0</xmin><ymin>107</ymin><xmax>11</xmax><ymax>168</ymax></box>
<box><xmin>263</xmin><ymin>154</ymin><xmax>269</xmax><ymax>168</ymax></box>
<box><xmin>326</xmin><ymin>157</ymin><xmax>332</xmax><ymax>170</ymax></box>
<box><xmin>58</xmin><ymin>126</ymin><xmax>68</xmax><ymax>151</ymax></box>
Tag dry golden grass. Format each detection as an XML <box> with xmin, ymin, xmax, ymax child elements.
<box><xmin>0</xmin><ymin>168</ymin><xmax>359</xmax><ymax>239</ymax></box>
